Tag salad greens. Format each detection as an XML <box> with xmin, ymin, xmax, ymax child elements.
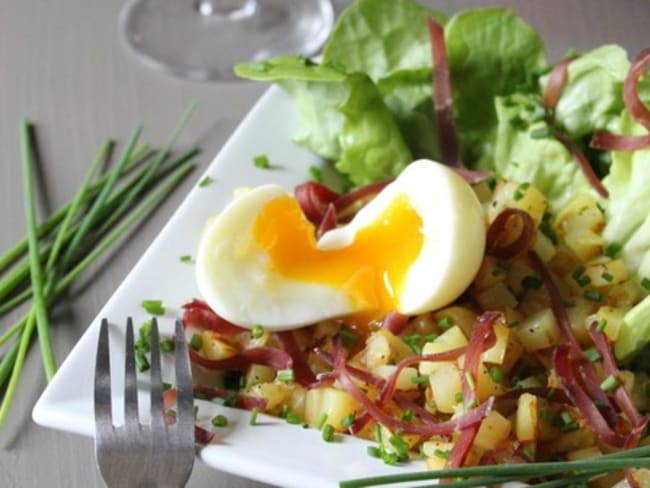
<box><xmin>236</xmin><ymin>0</ymin><xmax>650</xmax><ymax>358</ymax></box>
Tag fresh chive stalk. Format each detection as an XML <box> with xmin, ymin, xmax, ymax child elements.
<box><xmin>0</xmin><ymin>124</ymin><xmax>195</xmax><ymax>429</ymax></box>
<box><xmin>20</xmin><ymin>120</ymin><xmax>56</xmax><ymax>380</ymax></box>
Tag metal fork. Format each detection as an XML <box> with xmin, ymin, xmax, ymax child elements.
<box><xmin>94</xmin><ymin>318</ymin><xmax>195</xmax><ymax>488</ymax></box>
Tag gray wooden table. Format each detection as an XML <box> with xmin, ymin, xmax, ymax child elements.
<box><xmin>0</xmin><ymin>1</ymin><xmax>648</xmax><ymax>487</ymax></box>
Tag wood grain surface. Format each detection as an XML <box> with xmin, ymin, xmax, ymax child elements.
<box><xmin>0</xmin><ymin>1</ymin><xmax>648</xmax><ymax>487</ymax></box>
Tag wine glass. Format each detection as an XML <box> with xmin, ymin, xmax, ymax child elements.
<box><xmin>119</xmin><ymin>0</ymin><xmax>334</xmax><ymax>81</ymax></box>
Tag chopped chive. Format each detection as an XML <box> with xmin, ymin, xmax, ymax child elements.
<box><xmin>561</xmin><ymin>422</ymin><xmax>580</xmax><ymax>433</ymax></box>
<box><xmin>190</xmin><ymin>333</ymin><xmax>203</xmax><ymax>351</ymax></box>
<box><xmin>601</xmin><ymin>271</ymin><xmax>614</xmax><ymax>283</ymax></box>
<box><xmin>530</xmin><ymin>126</ymin><xmax>554</xmax><ymax>139</ymax></box>
<box><xmin>316</xmin><ymin>412</ymin><xmax>328</xmax><ymax>430</ymax></box>
<box><xmin>434</xmin><ymin>449</ymin><xmax>451</xmax><ymax>460</ymax></box>
<box><xmin>179</xmin><ymin>255</ymin><xmax>192</xmax><ymax>263</ymax></box>
<box><xmin>340</xmin><ymin>326</ymin><xmax>358</xmax><ymax>348</ymax></box>
<box><xmin>410</xmin><ymin>375</ymin><xmax>429</xmax><ymax>385</ymax></box>
<box><xmin>437</xmin><ymin>316</ymin><xmax>454</xmax><ymax>330</ymax></box>
<box><xmin>286</xmin><ymin>412</ymin><xmax>302</xmax><ymax>424</ymax></box>
<box><xmin>249</xmin><ymin>407</ymin><xmax>259</xmax><ymax>426</ymax></box>
<box><xmin>367</xmin><ymin>446</ymin><xmax>381</xmax><ymax>458</ymax></box>
<box><xmin>584</xmin><ymin>289</ymin><xmax>602</xmax><ymax>302</ymax></box>
<box><xmin>539</xmin><ymin>408</ymin><xmax>554</xmax><ymax>422</ymax></box>
<box><xmin>642</xmin><ymin>277</ymin><xmax>650</xmax><ymax>291</ymax></box>
<box><xmin>600</xmin><ymin>375</ymin><xmax>619</xmax><ymax>393</ymax></box>
<box><xmin>322</xmin><ymin>424</ymin><xmax>335</xmax><ymax>442</ymax></box>
<box><xmin>583</xmin><ymin>347</ymin><xmax>601</xmax><ymax>363</ymax></box>
<box><xmin>563</xmin><ymin>299</ymin><xmax>577</xmax><ymax>308</ymax></box>
<box><xmin>576</xmin><ymin>275</ymin><xmax>591</xmax><ymax>287</ymax></box>
<box><xmin>198</xmin><ymin>175</ymin><xmax>214</xmax><ymax>187</ymax></box>
<box><xmin>160</xmin><ymin>337</ymin><xmax>175</xmax><ymax>353</ymax></box>
<box><xmin>135</xmin><ymin>350</ymin><xmax>150</xmax><ymax>372</ymax></box>
<box><xmin>560</xmin><ymin>411</ymin><xmax>574</xmax><ymax>425</ymax></box>
<box><xmin>211</xmin><ymin>414</ymin><xmax>228</xmax><ymax>427</ymax></box>
<box><xmin>141</xmin><ymin>299</ymin><xmax>165</xmax><ymax>316</ymax></box>
<box><xmin>464</xmin><ymin>372</ymin><xmax>476</xmax><ymax>391</ymax></box>
<box><xmin>521</xmin><ymin>275</ymin><xmax>542</xmax><ymax>289</ymax></box>
<box><xmin>340</xmin><ymin>413</ymin><xmax>356</xmax><ymax>428</ymax></box>
<box><xmin>403</xmin><ymin>334</ymin><xmax>422</xmax><ymax>354</ymax></box>
<box><xmin>488</xmin><ymin>365</ymin><xmax>504</xmax><ymax>384</ymax></box>
<box><xmin>277</xmin><ymin>368</ymin><xmax>295</xmax><ymax>383</ymax></box>
<box><xmin>424</xmin><ymin>333</ymin><xmax>439</xmax><ymax>343</ymax></box>
<box><xmin>455</xmin><ymin>392</ymin><xmax>463</xmax><ymax>404</ymax></box>
<box><xmin>513</xmin><ymin>182</ymin><xmax>531</xmax><ymax>201</ymax></box>
<box><xmin>572</xmin><ymin>265</ymin><xmax>586</xmax><ymax>280</ymax></box>
<box><xmin>309</xmin><ymin>165</ymin><xmax>323</xmax><ymax>182</ymax></box>
<box><xmin>251</xmin><ymin>324</ymin><xmax>265</xmax><ymax>339</ymax></box>
<box><xmin>253</xmin><ymin>154</ymin><xmax>270</xmax><ymax>169</ymax></box>
<box><xmin>280</xmin><ymin>405</ymin><xmax>290</xmax><ymax>419</ymax></box>
<box><xmin>400</xmin><ymin>409</ymin><xmax>413</xmax><ymax>422</ymax></box>
<box><xmin>162</xmin><ymin>382</ymin><xmax>172</xmax><ymax>391</ymax></box>
<box><xmin>596</xmin><ymin>318</ymin><xmax>607</xmax><ymax>333</ymax></box>
<box><xmin>603</xmin><ymin>242</ymin><xmax>622</xmax><ymax>258</ymax></box>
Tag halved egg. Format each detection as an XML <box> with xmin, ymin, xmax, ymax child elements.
<box><xmin>196</xmin><ymin>159</ymin><xmax>486</xmax><ymax>330</ymax></box>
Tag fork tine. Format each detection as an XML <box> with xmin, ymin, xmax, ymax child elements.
<box><xmin>173</xmin><ymin>319</ymin><xmax>194</xmax><ymax>438</ymax></box>
<box><xmin>124</xmin><ymin>317</ymin><xmax>139</xmax><ymax>428</ymax></box>
<box><xmin>94</xmin><ymin>319</ymin><xmax>112</xmax><ymax>430</ymax></box>
<box><xmin>149</xmin><ymin>318</ymin><xmax>164</xmax><ymax>428</ymax></box>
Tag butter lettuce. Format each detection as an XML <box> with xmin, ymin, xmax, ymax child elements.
<box><xmin>337</xmin><ymin>74</ymin><xmax>413</xmax><ymax>184</ymax></box>
<box><xmin>541</xmin><ymin>45</ymin><xmax>629</xmax><ymax>139</ymax></box>
<box><xmin>444</xmin><ymin>8</ymin><xmax>547</xmax><ymax>166</ymax></box>
<box><xmin>493</xmin><ymin>93</ymin><xmax>593</xmax><ymax>209</ymax></box>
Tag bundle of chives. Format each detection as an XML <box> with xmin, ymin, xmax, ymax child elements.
<box><xmin>0</xmin><ymin>110</ymin><xmax>198</xmax><ymax>429</ymax></box>
<box><xmin>339</xmin><ymin>444</ymin><xmax>650</xmax><ymax>487</ymax></box>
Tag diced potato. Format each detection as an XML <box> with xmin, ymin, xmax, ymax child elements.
<box><xmin>585</xmin><ymin>306</ymin><xmax>626</xmax><ymax>341</ymax></box>
<box><xmin>566</xmin><ymin>298</ymin><xmax>598</xmax><ymax>345</ymax></box>
<box><xmin>474</xmin><ymin>282</ymin><xmax>519</xmax><ymax>310</ymax></box>
<box><xmin>606</xmin><ymin>280</ymin><xmax>642</xmax><ymax>308</ymax></box>
<box><xmin>373</xmin><ymin>365</ymin><xmax>419</xmax><ymax>391</ymax></box>
<box><xmin>473</xmin><ymin>256</ymin><xmax>507</xmax><ymax>291</ymax></box>
<box><xmin>515</xmin><ymin>308</ymin><xmax>562</xmax><ymax>352</ymax></box>
<box><xmin>429</xmin><ymin>363</ymin><xmax>463</xmax><ymax>414</ymax></box>
<box><xmin>584</xmin><ymin>259</ymin><xmax>629</xmax><ymax>288</ymax></box>
<box><xmin>303</xmin><ymin>387</ymin><xmax>358</xmax><ymax>431</ymax></box>
<box><xmin>505</xmin><ymin>259</ymin><xmax>537</xmax><ymax>297</ymax></box>
<box><xmin>500</xmin><ymin>331</ymin><xmax>524</xmax><ymax>374</ymax></box>
<box><xmin>247</xmin><ymin>382</ymin><xmax>292</xmax><ymax>413</ymax></box>
<box><xmin>564</xmin><ymin>228</ymin><xmax>605</xmax><ymax>262</ymax></box>
<box><xmin>474</xmin><ymin>410</ymin><xmax>512</xmax><ymax>450</ymax></box>
<box><xmin>566</xmin><ymin>446</ymin><xmax>602</xmax><ymax>461</ymax></box>
<box><xmin>516</xmin><ymin>393</ymin><xmax>538</xmax><ymax>442</ymax></box>
<box><xmin>434</xmin><ymin>307</ymin><xmax>477</xmax><ymax>339</ymax></box>
<box><xmin>422</xmin><ymin>439</ymin><xmax>454</xmax><ymax>470</ymax></box>
<box><xmin>548</xmin><ymin>424</ymin><xmax>596</xmax><ymax>453</ymax></box>
<box><xmin>419</xmin><ymin>326</ymin><xmax>468</xmax><ymax>375</ymax></box>
<box><xmin>245</xmin><ymin>364</ymin><xmax>276</xmax><ymax>387</ymax></box>
<box><xmin>200</xmin><ymin>330</ymin><xmax>239</xmax><ymax>361</ymax></box>
<box><xmin>533</xmin><ymin>230</ymin><xmax>556</xmax><ymax>262</ymax></box>
<box><xmin>482</xmin><ymin>324</ymin><xmax>511</xmax><ymax>364</ymax></box>
<box><xmin>487</xmin><ymin>180</ymin><xmax>547</xmax><ymax>226</ymax></box>
<box><xmin>286</xmin><ymin>383</ymin><xmax>308</xmax><ymax>417</ymax></box>
<box><xmin>361</xmin><ymin>329</ymin><xmax>412</xmax><ymax>369</ymax></box>
<box><xmin>554</xmin><ymin>194</ymin><xmax>604</xmax><ymax>233</ymax></box>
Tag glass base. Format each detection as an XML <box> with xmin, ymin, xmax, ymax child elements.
<box><xmin>120</xmin><ymin>0</ymin><xmax>334</xmax><ymax>82</ymax></box>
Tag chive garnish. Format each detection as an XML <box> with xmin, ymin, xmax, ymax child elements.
<box><xmin>341</xmin><ymin>413</ymin><xmax>356</xmax><ymax>428</ymax></box>
<box><xmin>277</xmin><ymin>369</ymin><xmax>295</xmax><ymax>383</ymax></box>
<box><xmin>340</xmin><ymin>327</ymin><xmax>358</xmax><ymax>348</ymax></box>
<box><xmin>600</xmin><ymin>375</ymin><xmax>619</xmax><ymax>393</ymax></box>
<box><xmin>488</xmin><ymin>365</ymin><xmax>504</xmax><ymax>384</ymax></box>
<box><xmin>316</xmin><ymin>412</ymin><xmax>328</xmax><ymax>430</ymax></box>
<box><xmin>583</xmin><ymin>347</ymin><xmax>601</xmax><ymax>363</ymax></box>
<box><xmin>179</xmin><ymin>255</ymin><xmax>192</xmax><ymax>263</ymax></box>
<box><xmin>437</xmin><ymin>316</ymin><xmax>454</xmax><ymax>330</ymax></box>
<box><xmin>211</xmin><ymin>414</ymin><xmax>228</xmax><ymax>427</ymax></box>
<box><xmin>603</xmin><ymin>242</ymin><xmax>622</xmax><ymax>258</ymax></box>
<box><xmin>198</xmin><ymin>175</ymin><xmax>214</xmax><ymax>187</ymax></box>
<box><xmin>142</xmin><ymin>299</ymin><xmax>165</xmax><ymax>316</ymax></box>
<box><xmin>249</xmin><ymin>407</ymin><xmax>259</xmax><ymax>426</ymax></box>
<box><xmin>253</xmin><ymin>154</ymin><xmax>271</xmax><ymax>169</ymax></box>
<box><xmin>410</xmin><ymin>375</ymin><xmax>429</xmax><ymax>385</ymax></box>
<box><xmin>596</xmin><ymin>318</ymin><xmax>607</xmax><ymax>333</ymax></box>
<box><xmin>286</xmin><ymin>412</ymin><xmax>302</xmax><ymax>424</ymax></box>
<box><xmin>583</xmin><ymin>289</ymin><xmax>602</xmax><ymax>302</ymax></box>
<box><xmin>190</xmin><ymin>333</ymin><xmax>203</xmax><ymax>351</ymax></box>
<box><xmin>642</xmin><ymin>277</ymin><xmax>650</xmax><ymax>290</ymax></box>
<box><xmin>251</xmin><ymin>324</ymin><xmax>265</xmax><ymax>339</ymax></box>
<box><xmin>322</xmin><ymin>424</ymin><xmax>335</xmax><ymax>442</ymax></box>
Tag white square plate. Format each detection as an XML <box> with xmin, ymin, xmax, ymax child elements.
<box><xmin>32</xmin><ymin>85</ymin><xmax>426</xmax><ymax>488</ymax></box>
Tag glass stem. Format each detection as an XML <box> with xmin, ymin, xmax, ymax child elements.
<box><xmin>195</xmin><ymin>0</ymin><xmax>258</xmax><ymax>20</ymax></box>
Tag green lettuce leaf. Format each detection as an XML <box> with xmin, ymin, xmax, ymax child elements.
<box><xmin>376</xmin><ymin>68</ymin><xmax>439</xmax><ymax>160</ymax></box>
<box><xmin>540</xmin><ymin>45</ymin><xmax>629</xmax><ymax>139</ymax></box>
<box><xmin>493</xmin><ymin>93</ymin><xmax>594</xmax><ymax>209</ymax></box>
<box><xmin>234</xmin><ymin>54</ymin><xmax>346</xmax><ymax>82</ymax></box>
<box><xmin>336</xmin><ymin>74</ymin><xmax>413</xmax><ymax>185</ymax></box>
<box><xmin>444</xmin><ymin>7</ymin><xmax>547</xmax><ymax>166</ymax></box>
<box><xmin>322</xmin><ymin>0</ymin><xmax>446</xmax><ymax>81</ymax></box>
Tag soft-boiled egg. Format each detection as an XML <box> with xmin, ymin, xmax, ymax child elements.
<box><xmin>196</xmin><ymin>159</ymin><xmax>486</xmax><ymax>330</ymax></box>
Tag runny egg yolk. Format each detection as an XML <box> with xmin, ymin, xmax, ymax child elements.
<box><xmin>252</xmin><ymin>194</ymin><xmax>424</xmax><ymax>323</ymax></box>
